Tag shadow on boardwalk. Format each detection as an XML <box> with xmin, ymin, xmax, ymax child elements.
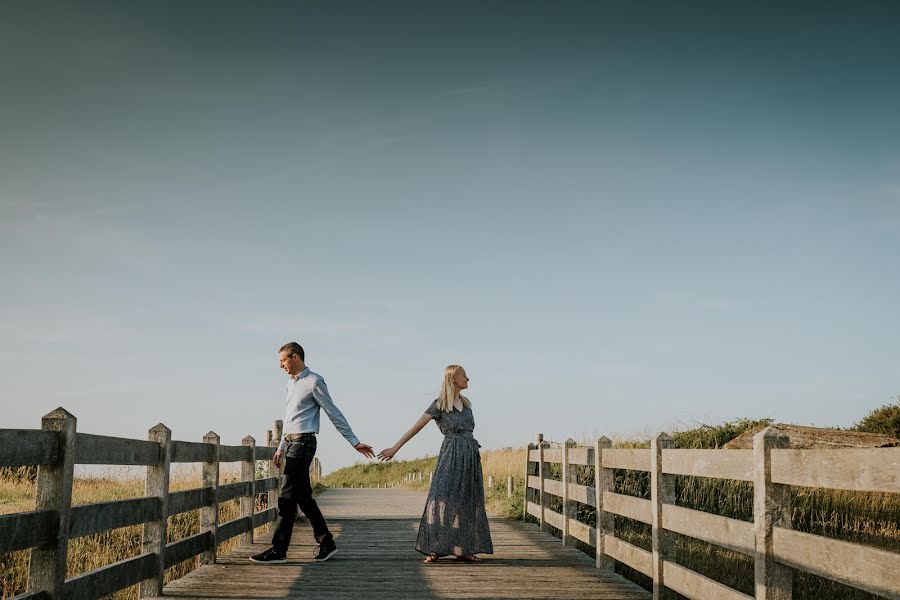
<box><xmin>163</xmin><ymin>489</ymin><xmax>650</xmax><ymax>600</ymax></box>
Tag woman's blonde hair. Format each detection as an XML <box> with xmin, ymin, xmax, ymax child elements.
<box><xmin>436</xmin><ymin>364</ymin><xmax>471</xmax><ymax>413</ymax></box>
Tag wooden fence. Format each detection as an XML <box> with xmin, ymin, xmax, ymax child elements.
<box><xmin>0</xmin><ymin>407</ymin><xmax>310</xmax><ymax>600</ymax></box>
<box><xmin>524</xmin><ymin>428</ymin><xmax>900</xmax><ymax>600</ymax></box>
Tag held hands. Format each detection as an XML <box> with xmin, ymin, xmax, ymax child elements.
<box><xmin>354</xmin><ymin>442</ymin><xmax>375</xmax><ymax>458</ymax></box>
<box><xmin>377</xmin><ymin>446</ymin><xmax>398</xmax><ymax>461</ymax></box>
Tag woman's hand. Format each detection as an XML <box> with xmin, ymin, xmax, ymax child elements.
<box><xmin>377</xmin><ymin>446</ymin><xmax>397</xmax><ymax>461</ymax></box>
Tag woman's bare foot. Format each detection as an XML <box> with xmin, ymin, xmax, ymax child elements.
<box><xmin>423</xmin><ymin>554</ymin><xmax>440</xmax><ymax>563</ymax></box>
<box><xmin>456</xmin><ymin>554</ymin><xmax>481</xmax><ymax>562</ymax></box>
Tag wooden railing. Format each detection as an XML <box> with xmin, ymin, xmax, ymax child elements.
<box><xmin>0</xmin><ymin>408</ymin><xmax>297</xmax><ymax>600</ymax></box>
<box><xmin>523</xmin><ymin>428</ymin><xmax>900</xmax><ymax>600</ymax></box>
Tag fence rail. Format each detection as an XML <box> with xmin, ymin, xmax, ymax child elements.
<box><xmin>0</xmin><ymin>407</ymin><xmax>325</xmax><ymax>600</ymax></box>
<box><xmin>523</xmin><ymin>429</ymin><xmax>900</xmax><ymax>600</ymax></box>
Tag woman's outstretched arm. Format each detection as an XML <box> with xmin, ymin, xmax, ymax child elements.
<box><xmin>377</xmin><ymin>413</ymin><xmax>433</xmax><ymax>461</ymax></box>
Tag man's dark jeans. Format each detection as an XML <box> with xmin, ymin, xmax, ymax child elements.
<box><xmin>271</xmin><ymin>436</ymin><xmax>332</xmax><ymax>551</ymax></box>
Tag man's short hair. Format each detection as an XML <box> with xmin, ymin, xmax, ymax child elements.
<box><xmin>279</xmin><ymin>342</ymin><xmax>304</xmax><ymax>361</ymax></box>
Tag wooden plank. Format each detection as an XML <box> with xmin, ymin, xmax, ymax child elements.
<box><xmin>602</xmin><ymin>449</ymin><xmax>650</xmax><ymax>471</ymax></box>
<box><xmin>73</xmin><ymin>433</ymin><xmax>160</xmax><ymax>466</ymax></box>
<box><xmin>70</xmin><ymin>497</ymin><xmax>159</xmax><ymax>539</ymax></box>
<box><xmin>527</xmin><ymin>474</ymin><xmax>540</xmax><ymax>490</ymax></box>
<box><xmin>0</xmin><ymin>510</ymin><xmax>57</xmax><ymax>554</ymax></box>
<box><xmin>543</xmin><ymin>506</ymin><xmax>564</xmax><ymax>530</ymax></box>
<box><xmin>170</xmin><ymin>441</ymin><xmax>214</xmax><ymax>464</ymax></box>
<box><xmin>200</xmin><ymin>432</ymin><xmax>219</xmax><ymax>566</ymax></box>
<box><xmin>169</xmin><ymin>487</ymin><xmax>212</xmax><ymax>516</ymax></box>
<box><xmin>596</xmin><ymin>436</ymin><xmax>616</xmax><ymax>571</ymax></box>
<box><xmin>661</xmin><ymin>449</ymin><xmax>753</xmax><ymax>481</ymax></box>
<box><xmin>754</xmin><ymin>427</ymin><xmax>792</xmax><ymax>600</ymax></box>
<box><xmin>8</xmin><ymin>592</ymin><xmax>49</xmax><ymax>600</ymax></box>
<box><xmin>218</xmin><ymin>481</ymin><xmax>252</xmax><ymax>503</ymax></box>
<box><xmin>217</xmin><ymin>516</ymin><xmax>251</xmax><ymax>543</ymax></box>
<box><xmin>663</xmin><ymin>560</ymin><xmax>754</xmax><ymax>600</ymax></box>
<box><xmin>603</xmin><ymin>491</ymin><xmax>652</xmax><ymax>524</ymax></box>
<box><xmin>567</xmin><ymin>446</ymin><xmax>595</xmax><ymax>465</ymax></box>
<box><xmin>525</xmin><ymin>500</ymin><xmax>541</xmax><ymax>520</ymax></box>
<box><xmin>164</xmin><ymin>532</ymin><xmax>212</xmax><ymax>569</ymax></box>
<box><xmin>568</xmin><ymin>516</ymin><xmax>597</xmax><ymax>547</ymax></box>
<box><xmin>139</xmin><ymin>423</ymin><xmax>171</xmax><ymax>598</ymax></box>
<box><xmin>528</xmin><ymin>448</ymin><xmax>540</xmax><ymax>462</ymax></box>
<box><xmin>661</xmin><ymin>503</ymin><xmax>754</xmax><ymax>555</ymax></box>
<box><xmin>0</xmin><ymin>429</ymin><xmax>58</xmax><ymax>467</ymax></box>
<box><xmin>218</xmin><ymin>445</ymin><xmax>251</xmax><ymax>463</ymax></box>
<box><xmin>604</xmin><ymin>534</ymin><xmax>653</xmax><ymax>577</ymax></box>
<box><xmin>255</xmin><ymin>476</ymin><xmax>279</xmax><ymax>493</ymax></box>
<box><xmin>771</xmin><ymin>448</ymin><xmax>900</xmax><ymax>493</ymax></box>
<box><xmin>252</xmin><ymin>507</ymin><xmax>277</xmax><ymax>528</ymax></box>
<box><xmin>254</xmin><ymin>446</ymin><xmax>276</xmax><ymax>461</ymax></box>
<box><xmin>543</xmin><ymin>477</ymin><xmax>563</xmax><ymax>498</ymax></box>
<box><xmin>652</xmin><ymin>433</ymin><xmax>675</xmax><ymax>599</ymax></box>
<box><xmin>63</xmin><ymin>552</ymin><xmax>156</xmax><ymax>600</ymax></box>
<box><xmin>772</xmin><ymin>527</ymin><xmax>900</xmax><ymax>599</ymax></box>
<box><xmin>568</xmin><ymin>481</ymin><xmax>596</xmax><ymax>507</ymax></box>
<box><xmin>543</xmin><ymin>448</ymin><xmax>562</xmax><ymax>463</ymax></box>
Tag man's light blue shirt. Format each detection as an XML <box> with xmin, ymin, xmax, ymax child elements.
<box><xmin>278</xmin><ymin>367</ymin><xmax>360</xmax><ymax>451</ymax></box>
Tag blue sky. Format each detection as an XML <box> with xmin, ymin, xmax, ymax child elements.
<box><xmin>1</xmin><ymin>1</ymin><xmax>898</xmax><ymax>471</ymax></box>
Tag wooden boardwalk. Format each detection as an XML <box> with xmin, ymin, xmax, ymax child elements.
<box><xmin>163</xmin><ymin>488</ymin><xmax>651</xmax><ymax>599</ymax></box>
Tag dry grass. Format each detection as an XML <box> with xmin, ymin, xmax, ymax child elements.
<box><xmin>0</xmin><ymin>467</ymin><xmax>275</xmax><ymax>600</ymax></box>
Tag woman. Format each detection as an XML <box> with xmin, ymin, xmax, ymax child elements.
<box><xmin>377</xmin><ymin>365</ymin><xmax>493</xmax><ymax>562</ymax></box>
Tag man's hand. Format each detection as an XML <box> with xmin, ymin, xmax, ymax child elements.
<box><xmin>354</xmin><ymin>442</ymin><xmax>375</xmax><ymax>458</ymax></box>
<box><xmin>377</xmin><ymin>447</ymin><xmax>397</xmax><ymax>461</ymax></box>
<box><xmin>274</xmin><ymin>448</ymin><xmax>283</xmax><ymax>469</ymax></box>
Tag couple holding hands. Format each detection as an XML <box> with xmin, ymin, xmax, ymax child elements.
<box><xmin>250</xmin><ymin>342</ymin><xmax>493</xmax><ymax>565</ymax></box>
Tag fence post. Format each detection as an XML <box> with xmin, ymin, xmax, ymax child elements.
<box><xmin>507</xmin><ymin>475</ymin><xmax>513</xmax><ymax>498</ymax></box>
<box><xmin>140</xmin><ymin>424</ymin><xmax>172</xmax><ymax>598</ymax></box>
<box><xmin>562</xmin><ymin>438</ymin><xmax>576</xmax><ymax>546</ymax></box>
<box><xmin>273</xmin><ymin>420</ymin><xmax>284</xmax><ymax>500</ymax></box>
<box><xmin>651</xmin><ymin>433</ymin><xmax>674</xmax><ymax>600</ymax></box>
<box><xmin>488</xmin><ymin>475</ymin><xmax>494</xmax><ymax>487</ymax></box>
<box><xmin>754</xmin><ymin>427</ymin><xmax>792</xmax><ymax>600</ymax></box>
<box><xmin>523</xmin><ymin>442</ymin><xmax>535</xmax><ymax>520</ymax></box>
<box><xmin>28</xmin><ymin>408</ymin><xmax>76</xmax><ymax>599</ymax></box>
<box><xmin>537</xmin><ymin>433</ymin><xmax>547</xmax><ymax>533</ymax></box>
<box><xmin>200</xmin><ymin>431</ymin><xmax>220</xmax><ymax>565</ymax></box>
<box><xmin>595</xmin><ymin>436</ymin><xmax>614</xmax><ymax>571</ymax></box>
<box><xmin>241</xmin><ymin>436</ymin><xmax>256</xmax><ymax>544</ymax></box>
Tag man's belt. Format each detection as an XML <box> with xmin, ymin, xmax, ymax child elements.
<box><xmin>285</xmin><ymin>432</ymin><xmax>316</xmax><ymax>441</ymax></box>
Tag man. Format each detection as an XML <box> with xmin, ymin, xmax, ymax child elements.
<box><xmin>250</xmin><ymin>342</ymin><xmax>374</xmax><ymax>564</ymax></box>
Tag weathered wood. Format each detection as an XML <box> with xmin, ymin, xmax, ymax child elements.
<box><xmin>74</xmin><ymin>432</ymin><xmax>160</xmax><ymax>465</ymax></box>
<box><xmin>526</xmin><ymin>500</ymin><xmax>541</xmax><ymax>520</ymax></box>
<box><xmin>170</xmin><ymin>441</ymin><xmax>215</xmax><ymax>463</ymax></box>
<box><xmin>70</xmin><ymin>497</ymin><xmax>159</xmax><ymax>539</ymax></box>
<box><xmin>255</xmin><ymin>476</ymin><xmax>279</xmax><ymax>493</ymax></box>
<box><xmin>542</xmin><ymin>506</ymin><xmax>565</xmax><ymax>530</ymax></box>
<box><xmin>542</xmin><ymin>448</ymin><xmax>562</xmax><ymax>463</ymax></box>
<box><xmin>0</xmin><ymin>429</ymin><xmax>58</xmax><ymax>467</ymax></box>
<box><xmin>139</xmin><ymin>423</ymin><xmax>171</xmax><ymax>598</ymax></box>
<box><xmin>254</xmin><ymin>446</ymin><xmax>276</xmax><ymax>461</ymax></box>
<box><xmin>252</xmin><ymin>507</ymin><xmax>277</xmax><ymax>528</ymax></box>
<box><xmin>596</xmin><ymin>436</ymin><xmax>615</xmax><ymax>571</ymax></box>
<box><xmin>218</xmin><ymin>445</ymin><xmax>252</xmax><ymax>463</ymax></box>
<box><xmin>28</xmin><ymin>408</ymin><xmax>76</xmax><ymax>599</ymax></box>
<box><xmin>568</xmin><ymin>515</ymin><xmax>597</xmax><ymax>547</ymax></box>
<box><xmin>523</xmin><ymin>443</ymin><xmax>535</xmax><ymax>520</ymax></box>
<box><xmin>542</xmin><ymin>477</ymin><xmax>563</xmax><ymax>497</ymax></box>
<box><xmin>772</xmin><ymin>527</ymin><xmax>900</xmax><ymax>599</ymax></box>
<box><xmin>240</xmin><ymin>435</ymin><xmax>255</xmax><ymax>545</ymax></box>
<box><xmin>63</xmin><ymin>551</ymin><xmax>156</xmax><ymax>600</ymax></box>
<box><xmin>604</xmin><ymin>491</ymin><xmax>652</xmax><ymax>524</ymax></box>
<box><xmin>604</xmin><ymin>534</ymin><xmax>653</xmax><ymax>577</ymax></box>
<box><xmin>538</xmin><ymin>435</ymin><xmax>547</xmax><ymax>533</ymax></box>
<box><xmin>602</xmin><ymin>449</ymin><xmax>651</xmax><ymax>471</ymax></box>
<box><xmin>528</xmin><ymin>448</ymin><xmax>540</xmax><ymax>461</ymax></box>
<box><xmin>562</xmin><ymin>438</ymin><xmax>576</xmax><ymax>546</ymax></box>
<box><xmin>567</xmin><ymin>446</ymin><xmax>594</xmax><ymax>465</ymax></box>
<box><xmin>754</xmin><ymin>427</ymin><xmax>792</xmax><ymax>600</ymax></box>
<box><xmin>169</xmin><ymin>486</ymin><xmax>213</xmax><ymax>516</ymax></box>
<box><xmin>771</xmin><ymin>448</ymin><xmax>900</xmax><ymax>493</ymax></box>
<box><xmin>0</xmin><ymin>509</ymin><xmax>56</xmax><ymax>553</ymax></box>
<box><xmin>164</xmin><ymin>531</ymin><xmax>212</xmax><ymax>569</ymax></box>
<box><xmin>661</xmin><ymin>503</ymin><xmax>755</xmax><ymax>555</ymax></box>
<box><xmin>8</xmin><ymin>591</ymin><xmax>49</xmax><ymax>600</ymax></box>
<box><xmin>661</xmin><ymin>449</ymin><xmax>754</xmax><ymax>481</ymax></box>
<box><xmin>507</xmin><ymin>474</ymin><xmax>513</xmax><ymax>497</ymax></box>
<box><xmin>663</xmin><ymin>560</ymin><xmax>754</xmax><ymax>600</ymax></box>
<box><xmin>568</xmin><ymin>481</ymin><xmax>595</xmax><ymax>507</ymax></box>
<box><xmin>218</xmin><ymin>480</ymin><xmax>252</xmax><ymax>502</ymax></box>
<box><xmin>217</xmin><ymin>516</ymin><xmax>251</xmax><ymax>542</ymax></box>
<box><xmin>651</xmin><ymin>433</ymin><xmax>674</xmax><ymax>600</ymax></box>
<box><xmin>200</xmin><ymin>431</ymin><xmax>219</xmax><ymax>566</ymax></box>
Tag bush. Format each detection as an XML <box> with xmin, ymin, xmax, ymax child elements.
<box><xmin>852</xmin><ymin>399</ymin><xmax>900</xmax><ymax>438</ymax></box>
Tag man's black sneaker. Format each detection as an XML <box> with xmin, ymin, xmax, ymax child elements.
<box><xmin>313</xmin><ymin>539</ymin><xmax>338</xmax><ymax>562</ymax></box>
<box><xmin>249</xmin><ymin>547</ymin><xmax>287</xmax><ymax>564</ymax></box>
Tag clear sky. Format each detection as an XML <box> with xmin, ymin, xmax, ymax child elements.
<box><xmin>2</xmin><ymin>1</ymin><xmax>898</xmax><ymax>472</ymax></box>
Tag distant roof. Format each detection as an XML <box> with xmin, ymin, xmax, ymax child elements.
<box><xmin>722</xmin><ymin>424</ymin><xmax>899</xmax><ymax>449</ymax></box>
